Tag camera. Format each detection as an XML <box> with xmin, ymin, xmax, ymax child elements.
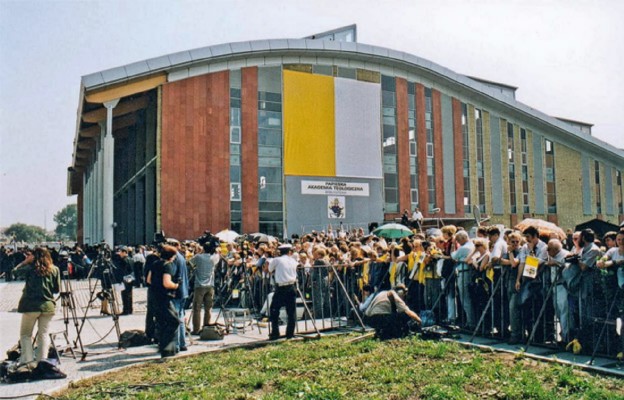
<box><xmin>197</xmin><ymin>231</ymin><xmax>220</xmax><ymax>254</ymax></box>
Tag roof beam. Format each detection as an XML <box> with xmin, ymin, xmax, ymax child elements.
<box><xmin>85</xmin><ymin>74</ymin><xmax>166</xmax><ymax>104</ymax></box>
<box><xmin>77</xmin><ymin>138</ymin><xmax>95</xmax><ymax>150</ymax></box>
<box><xmin>82</xmin><ymin>95</ymin><xmax>149</xmax><ymax>123</ymax></box>
<box><xmin>79</xmin><ymin>125</ymin><xmax>101</xmax><ymax>139</ymax></box>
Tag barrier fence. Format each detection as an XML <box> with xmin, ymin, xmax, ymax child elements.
<box><xmin>213</xmin><ymin>260</ymin><xmax>623</xmax><ymax>357</ymax></box>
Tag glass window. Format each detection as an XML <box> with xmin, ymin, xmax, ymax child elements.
<box><xmin>230</xmin><ymin>183</ymin><xmax>241</xmax><ymax>201</ymax></box>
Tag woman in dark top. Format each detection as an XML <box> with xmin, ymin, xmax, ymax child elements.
<box><xmin>12</xmin><ymin>247</ymin><xmax>61</xmax><ymax>367</ymax></box>
<box><xmin>147</xmin><ymin>245</ymin><xmax>180</xmax><ymax>358</ymax></box>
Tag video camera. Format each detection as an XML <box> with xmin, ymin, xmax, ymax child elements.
<box><xmin>197</xmin><ymin>231</ymin><xmax>220</xmax><ymax>254</ymax></box>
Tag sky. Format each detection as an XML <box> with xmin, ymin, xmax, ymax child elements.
<box><xmin>1</xmin><ymin>0</ymin><xmax>623</xmax><ymax>230</ymax></box>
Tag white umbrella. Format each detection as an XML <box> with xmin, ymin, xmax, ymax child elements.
<box><xmin>215</xmin><ymin>229</ymin><xmax>240</xmax><ymax>243</ymax></box>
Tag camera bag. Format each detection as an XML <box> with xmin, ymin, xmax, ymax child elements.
<box><xmin>200</xmin><ymin>325</ymin><xmax>225</xmax><ymax>341</ymax></box>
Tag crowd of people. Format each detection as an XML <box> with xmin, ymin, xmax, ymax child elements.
<box><xmin>3</xmin><ymin>219</ymin><xmax>624</xmax><ymax>360</ymax></box>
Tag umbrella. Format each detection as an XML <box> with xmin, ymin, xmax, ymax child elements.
<box><xmin>249</xmin><ymin>232</ymin><xmax>278</xmax><ymax>244</ymax></box>
<box><xmin>372</xmin><ymin>223</ymin><xmax>414</xmax><ymax>239</ymax></box>
<box><xmin>515</xmin><ymin>218</ymin><xmax>565</xmax><ymax>240</ymax></box>
<box><xmin>215</xmin><ymin>229</ymin><xmax>240</xmax><ymax>243</ymax></box>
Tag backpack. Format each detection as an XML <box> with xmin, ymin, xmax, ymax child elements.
<box><xmin>199</xmin><ymin>325</ymin><xmax>225</xmax><ymax>341</ymax></box>
<box><xmin>119</xmin><ymin>330</ymin><xmax>151</xmax><ymax>348</ymax></box>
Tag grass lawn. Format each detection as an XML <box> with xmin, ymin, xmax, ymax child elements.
<box><xmin>54</xmin><ymin>335</ymin><xmax>624</xmax><ymax>399</ymax></box>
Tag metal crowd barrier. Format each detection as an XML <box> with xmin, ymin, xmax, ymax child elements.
<box><xmin>210</xmin><ymin>259</ymin><xmax>623</xmax><ymax>358</ymax></box>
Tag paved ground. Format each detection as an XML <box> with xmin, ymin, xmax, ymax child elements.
<box><xmin>2</xmin><ymin>280</ymin><xmax>622</xmax><ymax>399</ymax></box>
<box><xmin>0</xmin><ymin>280</ymin><xmax>273</xmax><ymax>399</ymax></box>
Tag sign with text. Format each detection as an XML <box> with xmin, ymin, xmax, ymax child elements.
<box><xmin>301</xmin><ymin>180</ymin><xmax>369</xmax><ymax>197</ymax></box>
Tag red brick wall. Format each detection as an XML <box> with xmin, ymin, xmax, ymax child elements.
<box><xmin>415</xmin><ymin>83</ymin><xmax>428</xmax><ymax>216</ymax></box>
<box><xmin>432</xmin><ymin>89</ymin><xmax>445</xmax><ymax>216</ymax></box>
<box><xmin>241</xmin><ymin>67</ymin><xmax>259</xmax><ymax>233</ymax></box>
<box><xmin>452</xmin><ymin>98</ymin><xmax>465</xmax><ymax>217</ymax></box>
<box><xmin>161</xmin><ymin>71</ymin><xmax>230</xmax><ymax>239</ymax></box>
<box><xmin>395</xmin><ymin>77</ymin><xmax>411</xmax><ymax>216</ymax></box>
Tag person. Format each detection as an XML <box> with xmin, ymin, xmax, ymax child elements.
<box><xmin>411</xmin><ymin>207</ymin><xmax>423</xmax><ymax>231</ymax></box>
<box><xmin>168</xmin><ymin>239</ymin><xmax>190</xmax><ymax>351</ymax></box>
<box><xmin>569</xmin><ymin>228</ymin><xmax>601</xmax><ymax>351</ymax></box>
<box><xmin>599</xmin><ymin>229</ymin><xmax>624</xmax><ymax>358</ymax></box>
<box><xmin>143</xmin><ymin>246</ymin><xmax>161</xmax><ymax>343</ymax></box>
<box><xmin>362</xmin><ymin>284</ymin><xmax>421</xmax><ymax>339</ymax></box>
<box><xmin>452</xmin><ymin>230</ymin><xmax>476</xmax><ymax>328</ymax></box>
<box><xmin>514</xmin><ymin>226</ymin><xmax>548</xmax><ymax>343</ymax></box>
<box><xmin>188</xmin><ymin>241</ymin><xmax>220</xmax><ymax>334</ymax></box>
<box><xmin>545</xmin><ymin>239</ymin><xmax>570</xmax><ymax>344</ymax></box>
<box><xmin>146</xmin><ymin>245</ymin><xmax>180</xmax><ymax>358</ymax></box>
<box><xmin>501</xmin><ymin>232</ymin><xmax>522</xmax><ymax>344</ymax></box>
<box><xmin>487</xmin><ymin>226</ymin><xmax>507</xmax><ymax>336</ymax></box>
<box><xmin>268</xmin><ymin>244</ymin><xmax>299</xmax><ymax>340</ymax></box>
<box><xmin>115</xmin><ymin>246</ymin><xmax>134</xmax><ymax>315</ymax></box>
<box><xmin>132</xmin><ymin>245</ymin><xmax>146</xmax><ymax>287</ymax></box>
<box><xmin>12</xmin><ymin>247</ymin><xmax>61</xmax><ymax>367</ymax></box>
<box><xmin>401</xmin><ymin>209</ymin><xmax>410</xmax><ymax>227</ymax></box>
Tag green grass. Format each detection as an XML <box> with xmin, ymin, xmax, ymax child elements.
<box><xmin>53</xmin><ymin>335</ymin><xmax>624</xmax><ymax>400</ymax></box>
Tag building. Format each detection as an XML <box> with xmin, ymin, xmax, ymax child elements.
<box><xmin>67</xmin><ymin>25</ymin><xmax>624</xmax><ymax>245</ymax></box>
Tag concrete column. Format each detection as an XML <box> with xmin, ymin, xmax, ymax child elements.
<box><xmin>102</xmin><ymin>99</ymin><xmax>119</xmax><ymax>246</ymax></box>
<box><xmin>83</xmin><ymin>172</ymin><xmax>89</xmax><ymax>244</ymax></box>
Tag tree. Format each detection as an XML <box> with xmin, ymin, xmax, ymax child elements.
<box><xmin>4</xmin><ymin>223</ymin><xmax>49</xmax><ymax>243</ymax></box>
<box><xmin>54</xmin><ymin>204</ymin><xmax>77</xmax><ymax>240</ymax></box>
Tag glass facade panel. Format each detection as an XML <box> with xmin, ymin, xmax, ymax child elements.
<box><xmin>475</xmin><ymin>108</ymin><xmax>485</xmax><ymax>214</ymax></box>
<box><xmin>229</xmin><ymin>71</ymin><xmax>242</xmax><ymax>230</ymax></box>
<box><xmin>520</xmin><ymin>128</ymin><xmax>529</xmax><ymax>213</ymax></box>
<box><xmin>462</xmin><ymin>103</ymin><xmax>470</xmax><ymax>213</ymax></box>
<box><xmin>257</xmin><ymin>67</ymin><xmax>283</xmax><ymax>237</ymax></box>
<box><xmin>544</xmin><ymin>139</ymin><xmax>556</xmax><ymax>213</ymax></box>
<box><xmin>425</xmin><ymin>87</ymin><xmax>435</xmax><ymax>212</ymax></box>
<box><xmin>382</xmin><ymin>75</ymin><xmax>398</xmax><ymax>213</ymax></box>
<box><xmin>508</xmin><ymin>122</ymin><xmax>517</xmax><ymax>214</ymax></box>
<box><xmin>595</xmin><ymin>160</ymin><xmax>602</xmax><ymax>214</ymax></box>
<box><xmin>408</xmin><ymin>81</ymin><xmax>418</xmax><ymax>209</ymax></box>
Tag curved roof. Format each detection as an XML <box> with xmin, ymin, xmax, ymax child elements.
<box><xmin>78</xmin><ymin>38</ymin><xmax>624</xmax><ymax>163</ymax></box>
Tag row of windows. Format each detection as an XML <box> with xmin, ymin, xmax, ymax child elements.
<box><xmin>382</xmin><ymin>74</ymin><xmax>399</xmax><ymax>213</ymax></box>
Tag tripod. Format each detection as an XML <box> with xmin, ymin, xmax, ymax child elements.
<box><xmin>58</xmin><ymin>271</ymin><xmax>86</xmax><ymax>358</ymax></box>
<box><xmin>76</xmin><ymin>249</ymin><xmax>122</xmax><ymax>358</ymax></box>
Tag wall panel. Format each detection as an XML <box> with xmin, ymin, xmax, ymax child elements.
<box><xmin>396</xmin><ymin>77</ymin><xmax>411</xmax><ymax>214</ymax></box>
<box><xmin>161</xmin><ymin>71</ymin><xmax>230</xmax><ymax>239</ymax></box>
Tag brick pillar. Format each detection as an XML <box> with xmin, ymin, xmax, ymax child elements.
<box><xmin>415</xmin><ymin>83</ymin><xmax>428</xmax><ymax>216</ymax></box>
<box><xmin>395</xmin><ymin>77</ymin><xmax>411</xmax><ymax>216</ymax></box>
<box><xmin>452</xmin><ymin>98</ymin><xmax>464</xmax><ymax>217</ymax></box>
<box><xmin>241</xmin><ymin>67</ymin><xmax>259</xmax><ymax>233</ymax></box>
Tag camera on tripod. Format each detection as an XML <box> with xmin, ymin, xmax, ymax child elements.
<box><xmin>197</xmin><ymin>230</ymin><xmax>220</xmax><ymax>254</ymax></box>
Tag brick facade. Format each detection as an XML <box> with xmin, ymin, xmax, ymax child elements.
<box><xmin>160</xmin><ymin>71</ymin><xmax>231</xmax><ymax>239</ymax></box>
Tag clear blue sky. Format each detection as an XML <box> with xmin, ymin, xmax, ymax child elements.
<box><xmin>1</xmin><ymin>0</ymin><xmax>622</xmax><ymax>230</ymax></box>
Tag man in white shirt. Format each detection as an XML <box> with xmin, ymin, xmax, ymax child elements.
<box><xmin>268</xmin><ymin>244</ymin><xmax>299</xmax><ymax>340</ymax></box>
<box><xmin>411</xmin><ymin>207</ymin><xmax>424</xmax><ymax>231</ymax></box>
<box><xmin>545</xmin><ymin>239</ymin><xmax>569</xmax><ymax>343</ymax></box>
<box><xmin>363</xmin><ymin>285</ymin><xmax>421</xmax><ymax>339</ymax></box>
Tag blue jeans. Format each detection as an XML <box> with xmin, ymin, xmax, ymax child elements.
<box><xmin>172</xmin><ymin>298</ymin><xmax>187</xmax><ymax>349</ymax></box>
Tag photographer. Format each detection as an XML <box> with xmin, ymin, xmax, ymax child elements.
<box><xmin>146</xmin><ymin>245</ymin><xmax>180</xmax><ymax>358</ymax></box>
<box><xmin>12</xmin><ymin>247</ymin><xmax>60</xmax><ymax>368</ymax></box>
<box><xmin>362</xmin><ymin>284</ymin><xmax>421</xmax><ymax>340</ymax></box>
<box><xmin>115</xmin><ymin>246</ymin><xmax>134</xmax><ymax>315</ymax></box>
<box><xmin>188</xmin><ymin>241</ymin><xmax>220</xmax><ymax>334</ymax></box>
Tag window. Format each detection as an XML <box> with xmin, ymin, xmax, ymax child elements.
<box><xmin>229</xmin><ymin>72</ymin><xmax>243</xmax><ymax>231</ymax></box>
<box><xmin>475</xmin><ymin>108</ymin><xmax>486</xmax><ymax>213</ymax></box>
<box><xmin>257</xmin><ymin>67</ymin><xmax>283</xmax><ymax>237</ymax></box>
<box><xmin>462</xmin><ymin>103</ymin><xmax>470</xmax><ymax>213</ymax></box>
<box><xmin>508</xmin><ymin>122</ymin><xmax>517</xmax><ymax>214</ymax></box>
<box><xmin>544</xmin><ymin>139</ymin><xmax>556</xmax><ymax>214</ymax></box>
<box><xmin>408</xmin><ymin>82</ymin><xmax>418</xmax><ymax>210</ymax></box>
<box><xmin>520</xmin><ymin>128</ymin><xmax>529</xmax><ymax>213</ymax></box>
<box><xmin>425</xmin><ymin>87</ymin><xmax>435</xmax><ymax>212</ymax></box>
<box><xmin>595</xmin><ymin>160</ymin><xmax>602</xmax><ymax>214</ymax></box>
<box><xmin>617</xmin><ymin>170</ymin><xmax>623</xmax><ymax>214</ymax></box>
<box><xmin>382</xmin><ymin>75</ymin><xmax>398</xmax><ymax>213</ymax></box>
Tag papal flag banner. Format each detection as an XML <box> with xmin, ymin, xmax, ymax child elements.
<box><xmin>283</xmin><ymin>70</ymin><xmax>382</xmax><ymax>179</ymax></box>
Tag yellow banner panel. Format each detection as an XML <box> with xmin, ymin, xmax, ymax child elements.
<box><xmin>283</xmin><ymin>70</ymin><xmax>335</xmax><ymax>176</ymax></box>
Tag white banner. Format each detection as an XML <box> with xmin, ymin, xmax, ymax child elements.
<box><xmin>301</xmin><ymin>180</ymin><xmax>369</xmax><ymax>197</ymax></box>
<box><xmin>328</xmin><ymin>196</ymin><xmax>346</xmax><ymax>219</ymax></box>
